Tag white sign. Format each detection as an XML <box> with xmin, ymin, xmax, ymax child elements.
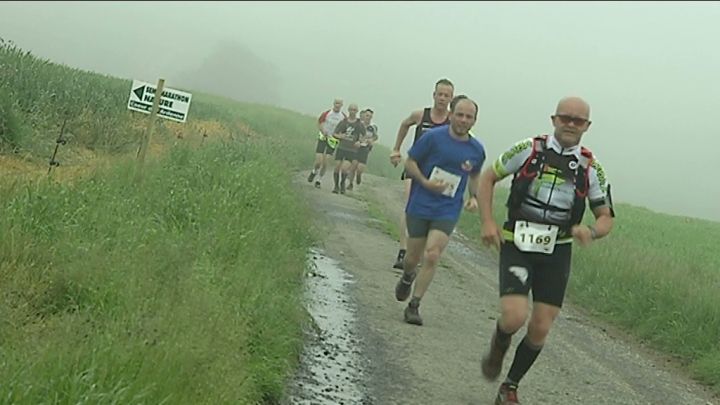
<box><xmin>127</xmin><ymin>80</ymin><xmax>193</xmax><ymax>123</ymax></box>
<box><xmin>429</xmin><ymin>166</ymin><xmax>461</xmax><ymax>198</ymax></box>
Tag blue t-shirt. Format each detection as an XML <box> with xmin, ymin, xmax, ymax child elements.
<box><xmin>405</xmin><ymin>125</ymin><xmax>486</xmax><ymax>221</ymax></box>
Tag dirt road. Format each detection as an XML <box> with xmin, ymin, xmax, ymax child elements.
<box><xmin>286</xmin><ymin>171</ymin><xmax>717</xmax><ymax>405</ymax></box>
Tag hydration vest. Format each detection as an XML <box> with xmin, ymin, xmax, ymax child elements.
<box><xmin>506</xmin><ymin>135</ymin><xmax>594</xmax><ymax>233</ymax></box>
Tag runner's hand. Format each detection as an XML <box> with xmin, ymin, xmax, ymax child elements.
<box><xmin>481</xmin><ymin>221</ymin><xmax>502</xmax><ymax>250</ymax></box>
<box><xmin>571</xmin><ymin>225</ymin><xmax>593</xmax><ymax>247</ymax></box>
<box><xmin>464</xmin><ymin>197</ymin><xmax>478</xmax><ymax>212</ymax></box>
<box><xmin>424</xmin><ymin>179</ymin><xmax>448</xmax><ymax>194</ymax></box>
<box><xmin>390</xmin><ymin>151</ymin><xmax>402</xmax><ymax>167</ymax></box>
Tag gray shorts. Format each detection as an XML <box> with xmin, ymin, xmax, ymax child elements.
<box><xmin>405</xmin><ymin>214</ymin><xmax>457</xmax><ymax>238</ymax></box>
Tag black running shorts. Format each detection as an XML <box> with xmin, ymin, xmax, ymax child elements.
<box><xmin>315</xmin><ymin>139</ymin><xmax>335</xmax><ymax>155</ymax></box>
<box><xmin>355</xmin><ymin>147</ymin><xmax>370</xmax><ymax>164</ymax></box>
<box><xmin>498</xmin><ymin>242</ymin><xmax>573</xmax><ymax>307</ymax></box>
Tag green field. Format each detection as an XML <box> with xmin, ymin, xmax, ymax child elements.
<box><xmin>1</xmin><ymin>39</ymin><xmax>323</xmax><ymax>404</ymax></box>
<box><xmin>2</xmin><ymin>37</ymin><xmax>719</xmax><ymax>403</ymax></box>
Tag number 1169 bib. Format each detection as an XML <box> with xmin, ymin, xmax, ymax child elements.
<box><xmin>513</xmin><ymin>221</ymin><xmax>559</xmax><ymax>254</ymax></box>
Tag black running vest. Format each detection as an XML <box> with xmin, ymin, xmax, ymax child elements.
<box><xmin>413</xmin><ymin>108</ymin><xmax>449</xmax><ymax>144</ymax></box>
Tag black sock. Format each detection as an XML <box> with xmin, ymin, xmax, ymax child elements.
<box><xmin>506</xmin><ymin>336</ymin><xmax>543</xmax><ymax>385</ymax></box>
<box><xmin>495</xmin><ymin>322</ymin><xmax>513</xmax><ymax>351</ymax></box>
<box><xmin>409</xmin><ymin>296</ymin><xmax>421</xmax><ymax>308</ymax></box>
<box><xmin>397</xmin><ymin>249</ymin><xmax>406</xmax><ymax>261</ymax></box>
<box><xmin>333</xmin><ymin>172</ymin><xmax>339</xmax><ymax>187</ymax></box>
<box><xmin>341</xmin><ymin>173</ymin><xmax>347</xmax><ymax>186</ymax></box>
<box><xmin>356</xmin><ymin>173</ymin><xmax>362</xmax><ymax>184</ymax></box>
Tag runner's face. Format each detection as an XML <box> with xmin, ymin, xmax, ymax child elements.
<box><xmin>364</xmin><ymin>111</ymin><xmax>373</xmax><ymax>123</ymax></box>
<box><xmin>348</xmin><ymin>105</ymin><xmax>359</xmax><ymax>118</ymax></box>
<box><xmin>449</xmin><ymin>100</ymin><xmax>476</xmax><ymax>136</ymax></box>
<box><xmin>333</xmin><ymin>100</ymin><xmax>343</xmax><ymax>112</ymax></box>
<box><xmin>552</xmin><ymin>100</ymin><xmax>591</xmax><ymax>147</ymax></box>
<box><xmin>433</xmin><ymin>84</ymin><xmax>453</xmax><ymax>110</ymax></box>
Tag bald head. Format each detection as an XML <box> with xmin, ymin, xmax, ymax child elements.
<box><xmin>555</xmin><ymin>96</ymin><xmax>590</xmax><ymax>119</ymax></box>
<box><xmin>332</xmin><ymin>98</ymin><xmax>343</xmax><ymax>112</ymax></box>
<box><xmin>551</xmin><ymin>96</ymin><xmax>592</xmax><ymax>148</ymax></box>
<box><xmin>348</xmin><ymin>103</ymin><xmax>359</xmax><ymax>118</ymax></box>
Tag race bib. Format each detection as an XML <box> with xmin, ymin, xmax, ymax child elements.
<box><xmin>513</xmin><ymin>221</ymin><xmax>559</xmax><ymax>254</ymax></box>
<box><xmin>429</xmin><ymin>167</ymin><xmax>461</xmax><ymax>198</ymax></box>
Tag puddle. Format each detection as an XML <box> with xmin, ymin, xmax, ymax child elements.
<box><xmin>283</xmin><ymin>249</ymin><xmax>372</xmax><ymax>405</ymax></box>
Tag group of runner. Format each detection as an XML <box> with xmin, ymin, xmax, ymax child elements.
<box><xmin>307</xmin><ymin>100</ymin><xmax>378</xmax><ymax>194</ymax></box>
<box><xmin>305</xmin><ymin>79</ymin><xmax>615</xmax><ymax>405</ymax></box>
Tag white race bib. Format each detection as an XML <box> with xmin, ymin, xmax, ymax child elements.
<box><xmin>513</xmin><ymin>221</ymin><xmax>559</xmax><ymax>254</ymax></box>
<box><xmin>428</xmin><ymin>167</ymin><xmax>461</xmax><ymax>198</ymax></box>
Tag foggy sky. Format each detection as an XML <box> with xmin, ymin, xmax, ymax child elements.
<box><xmin>1</xmin><ymin>1</ymin><xmax>719</xmax><ymax>222</ymax></box>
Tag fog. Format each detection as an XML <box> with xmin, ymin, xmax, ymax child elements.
<box><xmin>1</xmin><ymin>1</ymin><xmax>718</xmax><ymax>221</ymax></box>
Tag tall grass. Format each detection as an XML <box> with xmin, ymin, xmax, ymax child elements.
<box><xmin>0</xmin><ymin>38</ymin><xmax>141</xmax><ymax>155</ymax></box>
<box><xmin>456</xmin><ymin>186</ymin><xmax>720</xmax><ymax>389</ymax></box>
<box><xmin>0</xmin><ymin>139</ymin><xmax>316</xmax><ymax>402</ymax></box>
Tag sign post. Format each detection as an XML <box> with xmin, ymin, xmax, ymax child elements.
<box><xmin>136</xmin><ymin>78</ymin><xmax>164</xmax><ymax>170</ymax></box>
<box><xmin>128</xmin><ymin>79</ymin><xmax>193</xmax><ymax>181</ymax></box>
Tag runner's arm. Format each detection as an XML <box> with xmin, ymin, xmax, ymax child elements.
<box><xmin>586</xmin><ymin>159</ymin><xmax>614</xmax><ymax>240</ymax></box>
<box><xmin>317</xmin><ymin>111</ymin><xmax>328</xmax><ymax>135</ymax></box>
<box><xmin>468</xmin><ymin>170</ymin><xmax>481</xmax><ymax>200</ymax></box>
<box><xmin>403</xmin><ymin>157</ymin><xmax>429</xmax><ymax>187</ymax></box>
<box><xmin>333</xmin><ymin>120</ymin><xmax>348</xmax><ymax>140</ymax></box>
<box><xmin>392</xmin><ymin>110</ymin><xmax>422</xmax><ymax>153</ymax></box>
<box><xmin>370</xmin><ymin>126</ymin><xmax>379</xmax><ymax>145</ymax></box>
<box><xmin>478</xmin><ymin>168</ymin><xmax>500</xmax><ymax>224</ymax></box>
<box><xmin>589</xmin><ymin>206</ymin><xmax>613</xmax><ymax>240</ymax></box>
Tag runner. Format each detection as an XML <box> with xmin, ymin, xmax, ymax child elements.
<box><xmin>308</xmin><ymin>98</ymin><xmax>346</xmax><ymax>189</ymax></box>
<box><xmin>331</xmin><ymin>103</ymin><xmax>366</xmax><ymax>194</ymax></box>
<box><xmin>347</xmin><ymin>108</ymin><xmax>378</xmax><ymax>191</ymax></box>
<box><xmin>389</xmin><ymin>79</ymin><xmax>454</xmax><ymax>269</ymax></box>
<box><xmin>394</xmin><ymin>97</ymin><xmax>486</xmax><ymax>326</ymax></box>
<box><xmin>477</xmin><ymin>96</ymin><xmax>615</xmax><ymax>405</ymax></box>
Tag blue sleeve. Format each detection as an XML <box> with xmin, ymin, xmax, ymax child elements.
<box><xmin>407</xmin><ymin>130</ymin><xmax>433</xmax><ymax>164</ymax></box>
<box><xmin>471</xmin><ymin>141</ymin><xmax>486</xmax><ymax>174</ymax></box>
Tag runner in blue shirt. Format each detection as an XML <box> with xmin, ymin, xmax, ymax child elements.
<box><xmin>394</xmin><ymin>96</ymin><xmax>486</xmax><ymax>326</ymax></box>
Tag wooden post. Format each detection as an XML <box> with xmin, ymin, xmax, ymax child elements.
<box><xmin>136</xmin><ymin>78</ymin><xmax>165</xmax><ymax>179</ymax></box>
<box><xmin>48</xmin><ymin>116</ymin><xmax>68</xmax><ymax>175</ymax></box>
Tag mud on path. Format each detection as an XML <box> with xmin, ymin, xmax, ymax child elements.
<box><xmin>286</xmin><ymin>171</ymin><xmax>717</xmax><ymax>405</ymax></box>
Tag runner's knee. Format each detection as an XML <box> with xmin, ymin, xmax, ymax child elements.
<box><xmin>423</xmin><ymin>246</ymin><xmax>442</xmax><ymax>265</ymax></box>
<box><xmin>526</xmin><ymin>311</ymin><xmax>557</xmax><ymax>343</ymax></box>
<box><xmin>404</xmin><ymin>248</ymin><xmax>423</xmax><ymax>268</ymax></box>
<box><xmin>500</xmin><ymin>308</ymin><xmax>528</xmax><ymax>333</ymax></box>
